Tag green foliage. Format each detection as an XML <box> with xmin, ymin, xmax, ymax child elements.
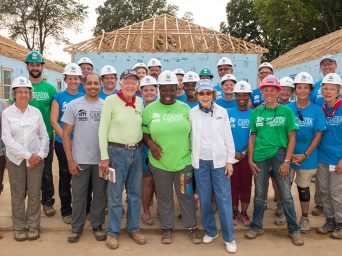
<box><xmin>0</xmin><ymin>0</ymin><xmax>88</xmax><ymax>55</ymax></box>
<box><xmin>222</xmin><ymin>0</ymin><xmax>342</xmax><ymax>61</ymax></box>
<box><xmin>94</xmin><ymin>0</ymin><xmax>179</xmax><ymax>35</ymax></box>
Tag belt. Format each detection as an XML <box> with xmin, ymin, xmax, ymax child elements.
<box><xmin>108</xmin><ymin>141</ymin><xmax>143</xmax><ymax>150</ymax></box>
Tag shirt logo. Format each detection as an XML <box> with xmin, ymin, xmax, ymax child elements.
<box><xmin>78</xmin><ymin>109</ymin><xmax>87</xmax><ymax>121</ymax></box>
<box><xmin>90</xmin><ymin>111</ymin><xmax>101</xmax><ymax>121</ymax></box>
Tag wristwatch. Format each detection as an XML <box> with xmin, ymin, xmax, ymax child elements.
<box><xmin>284</xmin><ymin>159</ymin><xmax>291</xmax><ymax>163</ymax></box>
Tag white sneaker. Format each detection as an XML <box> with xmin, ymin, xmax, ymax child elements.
<box><xmin>202</xmin><ymin>233</ymin><xmax>218</xmax><ymax>244</ymax></box>
<box><xmin>225</xmin><ymin>240</ymin><xmax>237</xmax><ymax>254</ymax></box>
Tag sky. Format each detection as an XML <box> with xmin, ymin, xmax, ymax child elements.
<box><xmin>1</xmin><ymin>0</ymin><xmax>228</xmax><ymax>62</ymax></box>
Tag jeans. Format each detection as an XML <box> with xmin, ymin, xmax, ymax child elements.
<box><xmin>107</xmin><ymin>145</ymin><xmax>143</xmax><ymax>236</ymax></box>
<box><xmin>194</xmin><ymin>160</ymin><xmax>234</xmax><ymax>242</ymax></box>
<box><xmin>41</xmin><ymin>139</ymin><xmax>55</xmax><ymax>206</ymax></box>
<box><xmin>250</xmin><ymin>148</ymin><xmax>300</xmax><ymax>233</ymax></box>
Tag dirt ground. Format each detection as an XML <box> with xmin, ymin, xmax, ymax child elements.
<box><xmin>0</xmin><ymin>156</ymin><xmax>341</xmax><ymax>256</ymax></box>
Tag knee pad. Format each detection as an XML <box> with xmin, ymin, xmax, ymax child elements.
<box><xmin>297</xmin><ymin>186</ymin><xmax>310</xmax><ymax>202</ymax></box>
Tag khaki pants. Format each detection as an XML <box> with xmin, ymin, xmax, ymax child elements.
<box><xmin>7</xmin><ymin>158</ymin><xmax>44</xmax><ymax>231</ymax></box>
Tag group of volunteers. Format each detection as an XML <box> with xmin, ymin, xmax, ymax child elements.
<box><xmin>0</xmin><ymin>50</ymin><xmax>341</xmax><ymax>254</ymax></box>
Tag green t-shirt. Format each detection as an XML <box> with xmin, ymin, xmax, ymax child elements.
<box><xmin>29</xmin><ymin>80</ymin><xmax>57</xmax><ymax>139</ymax></box>
<box><xmin>249</xmin><ymin>104</ymin><xmax>298</xmax><ymax>162</ymax></box>
<box><xmin>142</xmin><ymin>100</ymin><xmax>191</xmax><ymax>172</ymax></box>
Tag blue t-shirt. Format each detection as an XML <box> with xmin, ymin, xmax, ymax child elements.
<box><xmin>288</xmin><ymin>102</ymin><xmax>326</xmax><ymax>170</ymax></box>
<box><xmin>228</xmin><ymin>108</ymin><xmax>252</xmax><ymax>153</ymax></box>
<box><xmin>78</xmin><ymin>84</ymin><xmax>85</xmax><ymax>94</ymax></box>
<box><xmin>53</xmin><ymin>90</ymin><xmax>84</xmax><ymax>143</ymax></box>
<box><xmin>250</xmin><ymin>87</ymin><xmax>264</xmax><ymax>108</ymax></box>
<box><xmin>99</xmin><ymin>88</ymin><xmax>117</xmax><ymax>100</ymax></box>
<box><xmin>318</xmin><ymin>104</ymin><xmax>342</xmax><ymax>165</ymax></box>
<box><xmin>176</xmin><ymin>92</ymin><xmax>187</xmax><ymax>102</ymax></box>
<box><xmin>185</xmin><ymin>100</ymin><xmax>199</xmax><ymax>109</ymax></box>
<box><xmin>214</xmin><ymin>83</ymin><xmax>223</xmax><ymax>101</ymax></box>
<box><xmin>311</xmin><ymin>79</ymin><xmax>342</xmax><ymax>106</ymax></box>
<box><xmin>215</xmin><ymin>98</ymin><xmax>237</xmax><ymax>111</ymax></box>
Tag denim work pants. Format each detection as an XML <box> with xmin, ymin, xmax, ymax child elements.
<box><xmin>41</xmin><ymin>139</ymin><xmax>55</xmax><ymax>206</ymax></box>
<box><xmin>195</xmin><ymin>160</ymin><xmax>234</xmax><ymax>242</ymax></box>
<box><xmin>107</xmin><ymin>145</ymin><xmax>143</xmax><ymax>236</ymax></box>
<box><xmin>250</xmin><ymin>148</ymin><xmax>300</xmax><ymax>233</ymax></box>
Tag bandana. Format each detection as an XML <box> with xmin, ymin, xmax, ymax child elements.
<box><xmin>116</xmin><ymin>90</ymin><xmax>136</xmax><ymax>109</ymax></box>
<box><xmin>199</xmin><ymin>102</ymin><xmax>214</xmax><ymax>117</ymax></box>
<box><xmin>322</xmin><ymin>99</ymin><xmax>342</xmax><ymax>117</ymax></box>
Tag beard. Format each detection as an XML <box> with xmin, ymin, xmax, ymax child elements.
<box><xmin>29</xmin><ymin>70</ymin><xmax>42</xmax><ymax>79</ymax></box>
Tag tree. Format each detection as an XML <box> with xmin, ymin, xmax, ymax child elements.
<box><xmin>94</xmin><ymin>0</ymin><xmax>179</xmax><ymax>35</ymax></box>
<box><xmin>0</xmin><ymin>0</ymin><xmax>88</xmax><ymax>54</ymax></box>
<box><xmin>182</xmin><ymin>12</ymin><xmax>194</xmax><ymax>23</ymax></box>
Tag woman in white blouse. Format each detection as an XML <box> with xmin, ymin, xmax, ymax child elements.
<box><xmin>2</xmin><ymin>77</ymin><xmax>49</xmax><ymax>242</ymax></box>
<box><xmin>189</xmin><ymin>79</ymin><xmax>236</xmax><ymax>253</ymax></box>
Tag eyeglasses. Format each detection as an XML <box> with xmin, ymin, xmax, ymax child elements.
<box><xmin>15</xmin><ymin>91</ymin><xmax>30</xmax><ymax>95</ymax></box>
<box><xmin>297</xmin><ymin>109</ymin><xmax>304</xmax><ymax>121</ymax></box>
<box><xmin>218</xmin><ymin>67</ymin><xmax>233</xmax><ymax>72</ymax></box>
<box><xmin>198</xmin><ymin>91</ymin><xmax>213</xmax><ymax>96</ymax></box>
<box><xmin>259</xmin><ymin>71</ymin><xmax>273</xmax><ymax>76</ymax></box>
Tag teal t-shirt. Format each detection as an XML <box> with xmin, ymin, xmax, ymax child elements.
<box><xmin>249</xmin><ymin>104</ymin><xmax>299</xmax><ymax>162</ymax></box>
<box><xmin>142</xmin><ymin>100</ymin><xmax>191</xmax><ymax>171</ymax></box>
<box><xmin>29</xmin><ymin>80</ymin><xmax>57</xmax><ymax>139</ymax></box>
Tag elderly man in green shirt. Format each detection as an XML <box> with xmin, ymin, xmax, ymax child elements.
<box><xmin>99</xmin><ymin>69</ymin><xmax>146</xmax><ymax>250</ymax></box>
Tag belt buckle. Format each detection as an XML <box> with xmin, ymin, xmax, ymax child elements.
<box><xmin>126</xmin><ymin>144</ymin><xmax>137</xmax><ymax>150</ymax></box>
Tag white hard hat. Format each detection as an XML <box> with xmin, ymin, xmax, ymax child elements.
<box><xmin>217</xmin><ymin>57</ymin><xmax>233</xmax><ymax>67</ymax></box>
<box><xmin>233</xmin><ymin>81</ymin><xmax>252</xmax><ymax>93</ymax></box>
<box><xmin>182</xmin><ymin>71</ymin><xmax>200</xmax><ymax>84</ymax></box>
<box><xmin>157</xmin><ymin>70</ymin><xmax>178</xmax><ymax>85</ymax></box>
<box><xmin>10</xmin><ymin>76</ymin><xmax>33</xmax><ymax>98</ymax></box>
<box><xmin>322</xmin><ymin>73</ymin><xmax>342</xmax><ymax>86</ymax></box>
<box><xmin>147</xmin><ymin>58</ymin><xmax>162</xmax><ymax>68</ymax></box>
<box><xmin>173</xmin><ymin>68</ymin><xmax>185</xmax><ymax>76</ymax></box>
<box><xmin>139</xmin><ymin>76</ymin><xmax>158</xmax><ymax>90</ymax></box>
<box><xmin>100</xmin><ymin>65</ymin><xmax>117</xmax><ymax>77</ymax></box>
<box><xmin>133</xmin><ymin>62</ymin><xmax>148</xmax><ymax>72</ymax></box>
<box><xmin>294</xmin><ymin>72</ymin><xmax>314</xmax><ymax>85</ymax></box>
<box><xmin>279</xmin><ymin>76</ymin><xmax>294</xmax><ymax>88</ymax></box>
<box><xmin>77</xmin><ymin>57</ymin><xmax>93</xmax><ymax>67</ymax></box>
<box><xmin>258</xmin><ymin>62</ymin><xmax>273</xmax><ymax>72</ymax></box>
<box><xmin>63</xmin><ymin>63</ymin><xmax>82</xmax><ymax>76</ymax></box>
<box><xmin>221</xmin><ymin>74</ymin><xmax>237</xmax><ymax>85</ymax></box>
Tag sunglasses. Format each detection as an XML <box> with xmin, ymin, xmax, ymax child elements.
<box><xmin>297</xmin><ymin>109</ymin><xmax>304</xmax><ymax>121</ymax></box>
<box><xmin>198</xmin><ymin>91</ymin><xmax>213</xmax><ymax>96</ymax></box>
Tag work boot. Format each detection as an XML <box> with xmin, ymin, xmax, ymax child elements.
<box><xmin>245</xmin><ymin>229</ymin><xmax>264</xmax><ymax>239</ymax></box>
<box><xmin>188</xmin><ymin>227</ymin><xmax>201</xmax><ymax>244</ymax></box>
<box><xmin>289</xmin><ymin>232</ymin><xmax>304</xmax><ymax>246</ymax></box>
<box><xmin>93</xmin><ymin>226</ymin><xmax>106</xmax><ymax>241</ymax></box>
<box><xmin>129</xmin><ymin>231</ymin><xmax>147</xmax><ymax>245</ymax></box>
<box><xmin>27</xmin><ymin>229</ymin><xmax>40</xmax><ymax>241</ymax></box>
<box><xmin>106</xmin><ymin>235</ymin><xmax>119</xmax><ymax>249</ymax></box>
<box><xmin>14</xmin><ymin>230</ymin><xmax>26</xmax><ymax>242</ymax></box>
<box><xmin>317</xmin><ymin>218</ymin><xmax>336</xmax><ymax>234</ymax></box>
<box><xmin>312</xmin><ymin>205</ymin><xmax>323</xmax><ymax>216</ymax></box>
<box><xmin>63</xmin><ymin>215</ymin><xmax>72</xmax><ymax>225</ymax></box>
<box><xmin>299</xmin><ymin>216</ymin><xmax>310</xmax><ymax>233</ymax></box>
<box><xmin>331</xmin><ymin>223</ymin><xmax>342</xmax><ymax>239</ymax></box>
<box><xmin>43</xmin><ymin>205</ymin><xmax>55</xmax><ymax>217</ymax></box>
<box><xmin>67</xmin><ymin>232</ymin><xmax>81</xmax><ymax>243</ymax></box>
<box><xmin>161</xmin><ymin>229</ymin><xmax>172</xmax><ymax>244</ymax></box>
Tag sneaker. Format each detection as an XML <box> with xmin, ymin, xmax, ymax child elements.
<box><xmin>63</xmin><ymin>215</ymin><xmax>72</xmax><ymax>225</ymax></box>
<box><xmin>240</xmin><ymin>211</ymin><xmax>252</xmax><ymax>226</ymax></box>
<box><xmin>188</xmin><ymin>227</ymin><xmax>202</xmax><ymax>244</ymax></box>
<box><xmin>14</xmin><ymin>230</ymin><xmax>26</xmax><ymax>242</ymax></box>
<box><xmin>67</xmin><ymin>232</ymin><xmax>81</xmax><ymax>243</ymax></box>
<box><xmin>245</xmin><ymin>229</ymin><xmax>264</xmax><ymax>239</ymax></box>
<box><xmin>202</xmin><ymin>233</ymin><xmax>218</xmax><ymax>244</ymax></box>
<box><xmin>331</xmin><ymin>223</ymin><xmax>342</xmax><ymax>239</ymax></box>
<box><xmin>93</xmin><ymin>226</ymin><xmax>106</xmax><ymax>241</ymax></box>
<box><xmin>274</xmin><ymin>206</ymin><xmax>286</xmax><ymax>226</ymax></box>
<box><xmin>233</xmin><ymin>210</ymin><xmax>240</xmax><ymax>225</ymax></box>
<box><xmin>141</xmin><ymin>211</ymin><xmax>153</xmax><ymax>225</ymax></box>
<box><xmin>317</xmin><ymin>218</ymin><xmax>336</xmax><ymax>234</ymax></box>
<box><xmin>43</xmin><ymin>205</ymin><xmax>55</xmax><ymax>217</ymax></box>
<box><xmin>299</xmin><ymin>216</ymin><xmax>310</xmax><ymax>233</ymax></box>
<box><xmin>289</xmin><ymin>232</ymin><xmax>304</xmax><ymax>246</ymax></box>
<box><xmin>129</xmin><ymin>231</ymin><xmax>147</xmax><ymax>245</ymax></box>
<box><xmin>312</xmin><ymin>205</ymin><xmax>323</xmax><ymax>216</ymax></box>
<box><xmin>106</xmin><ymin>235</ymin><xmax>119</xmax><ymax>249</ymax></box>
<box><xmin>225</xmin><ymin>240</ymin><xmax>237</xmax><ymax>253</ymax></box>
<box><xmin>27</xmin><ymin>229</ymin><xmax>40</xmax><ymax>241</ymax></box>
<box><xmin>161</xmin><ymin>229</ymin><xmax>172</xmax><ymax>244</ymax></box>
